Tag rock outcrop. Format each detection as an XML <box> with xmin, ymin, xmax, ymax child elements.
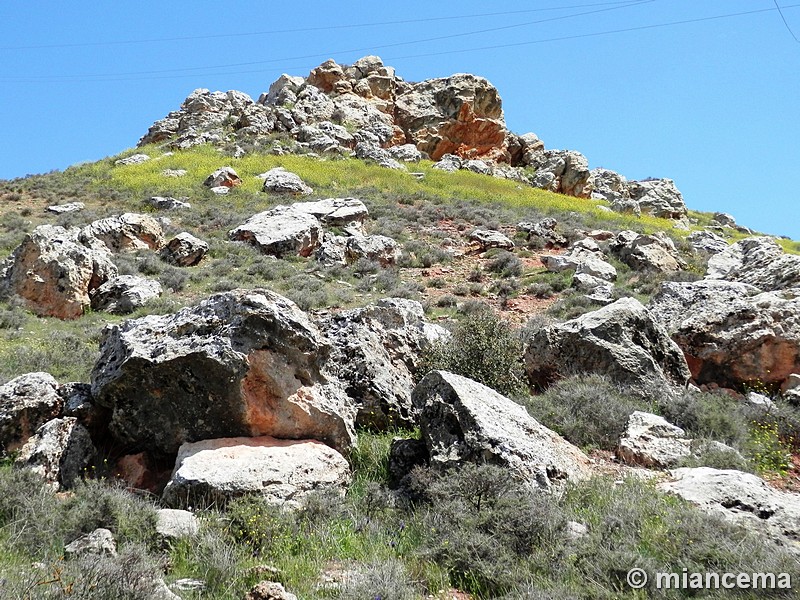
<box><xmin>79</xmin><ymin>213</ymin><xmax>165</xmax><ymax>253</ymax></box>
<box><xmin>626</xmin><ymin>179</ymin><xmax>687</xmax><ymax>219</ymax></box>
<box><xmin>706</xmin><ymin>237</ymin><xmax>800</xmax><ymax>291</ymax></box>
<box><xmin>528</xmin><ymin>150</ymin><xmax>592</xmax><ymax>198</ymax></box>
<box><xmin>229</xmin><ymin>206</ymin><xmax>324</xmax><ymax>258</ymax></box>
<box><xmin>162</xmin><ymin>436</ymin><xmax>350</xmax><ymax>509</ymax></box>
<box><xmin>610</xmin><ymin>230</ymin><xmax>685</xmax><ymax>273</ymax></box>
<box><xmin>91</xmin><ymin>289</ymin><xmax>356</xmax><ymax>457</ymax></box>
<box><xmin>525</xmin><ymin>298</ymin><xmax>691</xmax><ymax>391</ymax></box>
<box><xmin>0</xmin><ymin>372</ymin><xmax>63</xmax><ymax>453</ymax></box>
<box><xmin>411</xmin><ymin>371</ymin><xmax>590</xmax><ymax>489</ymax></box>
<box><xmin>649</xmin><ymin>280</ymin><xmax>800</xmax><ymax>389</ymax></box>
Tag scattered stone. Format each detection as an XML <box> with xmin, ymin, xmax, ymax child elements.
<box><xmin>315</xmin><ymin>233</ymin><xmax>349</xmax><ymax>266</ymax></box>
<box><xmin>170</xmin><ymin>579</ymin><xmax>206</xmax><ymax>593</ymax></box>
<box><xmin>162</xmin><ymin>437</ymin><xmax>350</xmax><ymax>509</ymax></box>
<box><xmin>46</xmin><ymin>202</ymin><xmax>85</xmax><ymax>214</ymax></box>
<box><xmin>156</xmin><ymin>509</ymin><xmax>200</xmax><ymax>541</ymax></box>
<box><xmin>91</xmin><ymin>289</ymin><xmax>356</xmax><ymax>456</ymax></box>
<box><xmin>260</xmin><ymin>167</ymin><xmax>313</xmax><ymax>195</ymax></box>
<box><xmin>159</xmin><ymin>232</ymin><xmax>209</xmax><ymax>267</ymax></box>
<box><xmin>412</xmin><ymin>370</ymin><xmax>590</xmax><ymax>489</ymax></box>
<box><xmin>387</xmin><ymin>143</ymin><xmax>423</xmax><ymax>162</ymax></box>
<box><xmin>229</xmin><ymin>206</ymin><xmax>323</xmax><ymax>258</ymax></box>
<box><xmin>65</xmin><ymin>528</ymin><xmax>117</xmax><ymax>558</ymax></box>
<box><xmin>245</xmin><ymin>581</ymin><xmax>299</xmax><ymax>600</ymax></box>
<box><xmin>712</xmin><ymin>212</ymin><xmax>737</xmax><ymax>228</ymax></box>
<box><xmin>15</xmin><ymin>417</ymin><xmax>95</xmax><ymax>489</ymax></box>
<box><xmin>660</xmin><ymin>467</ymin><xmax>800</xmax><ymax>555</ymax></box>
<box><xmin>706</xmin><ymin>236</ymin><xmax>800</xmax><ymax>291</ymax></box>
<box><xmin>617</xmin><ymin>411</ymin><xmax>691</xmax><ymax>468</ymax></box>
<box><xmin>468</xmin><ymin>229</ymin><xmax>514</xmax><ymax>251</ymax></box>
<box><xmin>2</xmin><ymin>224</ymin><xmax>117</xmax><ymax>319</ymax></box>
<box><xmin>0</xmin><ymin>372</ymin><xmax>62</xmax><ymax>452</ymax></box>
<box><xmin>209</xmin><ymin>186</ymin><xmax>230</xmax><ymax>195</ymax></box>
<box><xmin>525</xmin><ymin>297</ymin><xmax>691</xmax><ymax>391</ymax></box>
<box><xmin>147</xmin><ymin>196</ymin><xmax>191</xmax><ymax>210</ymax></box>
<box><xmin>345</xmin><ymin>234</ymin><xmax>402</xmax><ymax>266</ymax></box>
<box><xmin>432</xmin><ymin>154</ymin><xmax>462</xmax><ymax>173</ymax></box>
<box><xmin>203</xmin><ymin>166</ymin><xmax>241</xmax><ymax>188</ymax></box>
<box><xmin>517</xmin><ymin>218</ymin><xmax>568</xmax><ymax>247</ymax></box>
<box><xmin>115</xmin><ymin>154</ymin><xmax>150</xmax><ymax>166</ymax></box>
<box><xmin>746</xmin><ymin>392</ymin><xmax>775</xmax><ymax>410</ymax></box>
<box><xmin>90</xmin><ymin>275</ymin><xmax>162</xmax><ymax>314</ymax></box>
<box><xmin>162</xmin><ymin>169</ymin><xmax>187</xmax><ymax>178</ymax></box>
<box><xmin>575</xmin><ymin>256</ymin><xmax>617</xmax><ymax>282</ymax></box>
<box><xmin>80</xmin><ymin>213</ymin><xmax>165</xmax><ymax>253</ymax></box>
<box><xmin>571</xmin><ymin>272</ymin><xmax>614</xmax><ymax>304</ymax></box>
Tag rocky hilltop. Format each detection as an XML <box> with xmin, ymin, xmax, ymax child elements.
<box><xmin>0</xmin><ymin>56</ymin><xmax>799</xmax><ymax>599</ymax></box>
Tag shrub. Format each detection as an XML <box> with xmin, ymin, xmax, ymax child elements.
<box><xmin>336</xmin><ymin>558</ymin><xmax>419</xmax><ymax>600</ymax></box>
<box><xmin>419</xmin><ymin>308</ymin><xmax>526</xmax><ymax>397</ymax></box>
<box><xmin>486</xmin><ymin>251</ymin><xmax>522</xmax><ymax>277</ymax></box>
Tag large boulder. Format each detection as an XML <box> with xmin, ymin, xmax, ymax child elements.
<box><xmin>2</xmin><ymin>224</ymin><xmax>117</xmax><ymax>319</ymax></box>
<box><xmin>411</xmin><ymin>371</ymin><xmax>590</xmax><ymax>489</ymax></box>
<box><xmin>616</xmin><ymin>411</ymin><xmax>691</xmax><ymax>469</ymax></box>
<box><xmin>162</xmin><ymin>436</ymin><xmax>350</xmax><ymax>509</ymax></box>
<box><xmin>15</xmin><ymin>417</ymin><xmax>96</xmax><ymax>489</ymax></box>
<box><xmin>610</xmin><ymin>230</ymin><xmax>685</xmax><ymax>273</ymax></box>
<box><xmin>659</xmin><ymin>467</ymin><xmax>800</xmax><ymax>555</ymax></box>
<box><xmin>627</xmin><ymin>178</ymin><xmax>687</xmax><ymax>219</ymax></box>
<box><xmin>527</xmin><ymin>150</ymin><xmax>592</xmax><ymax>198</ymax></box>
<box><xmin>90</xmin><ymin>275</ymin><xmax>162</xmax><ymax>314</ymax></box>
<box><xmin>259</xmin><ymin>167</ymin><xmax>313</xmax><ymax>195</ymax></box>
<box><xmin>0</xmin><ymin>372</ymin><xmax>62</xmax><ymax>452</ymax></box>
<box><xmin>467</xmin><ymin>229</ymin><xmax>514</xmax><ymax>251</ymax></box>
<box><xmin>291</xmin><ymin>197</ymin><xmax>369</xmax><ymax>227</ymax></box>
<box><xmin>159</xmin><ymin>232</ymin><xmax>209</xmax><ymax>267</ymax></box>
<box><xmin>345</xmin><ymin>234</ymin><xmax>402</xmax><ymax>266</ymax></box>
<box><xmin>589</xmin><ymin>168</ymin><xmax>628</xmax><ymax>203</ymax></box>
<box><xmin>649</xmin><ymin>280</ymin><xmax>800</xmax><ymax>389</ymax></box>
<box><xmin>79</xmin><ymin>213</ymin><xmax>165</xmax><ymax>253</ymax></box>
<box><xmin>706</xmin><ymin>236</ymin><xmax>800</xmax><ymax>291</ymax></box>
<box><xmin>525</xmin><ymin>297</ymin><xmax>691</xmax><ymax>391</ymax></box>
<box><xmin>687</xmin><ymin>230</ymin><xmax>729</xmax><ymax>255</ymax></box>
<box><xmin>319</xmin><ymin>298</ymin><xmax>448</xmax><ymax>429</ymax></box>
<box><xmin>394</xmin><ymin>73</ymin><xmax>508</xmax><ymax>161</ymax></box>
<box><xmin>229</xmin><ymin>206</ymin><xmax>323</xmax><ymax>258</ymax></box>
<box><xmin>91</xmin><ymin>289</ymin><xmax>356</xmax><ymax>456</ymax></box>
<box><xmin>203</xmin><ymin>167</ymin><xmax>241</xmax><ymax>188</ymax></box>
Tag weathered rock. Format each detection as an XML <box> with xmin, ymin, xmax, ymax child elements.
<box><xmin>90</xmin><ymin>275</ymin><xmax>162</xmax><ymax>314</ymax></box>
<box><xmin>229</xmin><ymin>206</ymin><xmax>323</xmax><ymax>258</ymax></box>
<box><xmin>388</xmin><ymin>437</ymin><xmax>429</xmax><ymax>488</ymax></box>
<box><xmin>712</xmin><ymin>212</ymin><xmax>737</xmax><ymax>228</ymax></box>
<box><xmin>315</xmin><ymin>233</ymin><xmax>349</xmax><ymax>266</ymax></box>
<box><xmin>571</xmin><ymin>273</ymin><xmax>614</xmax><ymax>305</ymax></box>
<box><xmin>307</xmin><ymin>58</ymin><xmax>347</xmax><ymax>93</ymax></box>
<box><xmin>394</xmin><ymin>73</ymin><xmax>508</xmax><ymax>161</ymax></box>
<box><xmin>162</xmin><ymin>437</ymin><xmax>350</xmax><ymax>509</ymax></box>
<box><xmin>156</xmin><ymin>508</ymin><xmax>199</xmax><ymax>541</ymax></box>
<box><xmin>542</xmin><ymin>238</ymin><xmax>608</xmax><ymax>275</ymax></box>
<box><xmin>65</xmin><ymin>528</ymin><xmax>116</xmax><ymax>558</ymax></box>
<box><xmin>319</xmin><ymin>298</ymin><xmax>448</xmax><ymax>429</ymax></box>
<box><xmin>47</xmin><ymin>202</ymin><xmax>85</xmax><ymax>214</ymax></box>
<box><xmin>468</xmin><ymin>229</ymin><xmax>514</xmax><ymax>251</ymax></box>
<box><xmin>115</xmin><ymin>154</ymin><xmax>150</xmax><ymax>166</ymax></box>
<box><xmin>706</xmin><ymin>236</ymin><xmax>800</xmax><ymax>291</ymax></box>
<box><xmin>517</xmin><ymin>218</ymin><xmax>568</xmax><ymax>247</ymax></box>
<box><xmin>159</xmin><ymin>232</ymin><xmax>209</xmax><ymax>267</ymax></box>
<box><xmin>345</xmin><ymin>234</ymin><xmax>401</xmax><ymax>266</ymax></box>
<box><xmin>589</xmin><ymin>168</ymin><xmax>628</xmax><ymax>203</ymax></box>
<box><xmin>649</xmin><ymin>280</ymin><xmax>800</xmax><ymax>389</ymax></box>
<box><xmin>162</xmin><ymin>169</ymin><xmax>187</xmax><ymax>178</ymax></box>
<box><xmin>91</xmin><ymin>289</ymin><xmax>355</xmax><ymax>456</ymax></box>
<box><xmin>431</xmin><ymin>154</ymin><xmax>462</xmax><ymax>173</ymax></box>
<box><xmin>245</xmin><ymin>580</ymin><xmax>299</xmax><ymax>600</ymax></box>
<box><xmin>617</xmin><ymin>411</ymin><xmax>691</xmax><ymax>468</ymax></box>
<box><xmin>575</xmin><ymin>256</ymin><xmax>617</xmax><ymax>282</ymax></box>
<box><xmin>354</xmin><ymin>141</ymin><xmax>405</xmax><ymax>170</ymax></box>
<box><xmin>15</xmin><ymin>417</ymin><xmax>95</xmax><ymax>489</ymax></box>
<box><xmin>610</xmin><ymin>197</ymin><xmax>642</xmax><ymax>217</ymax></box>
<box><xmin>2</xmin><ymin>225</ymin><xmax>117</xmax><ymax>319</ymax></box>
<box><xmin>387</xmin><ymin>143</ymin><xmax>423</xmax><ymax>162</ymax></box>
<box><xmin>659</xmin><ymin>467</ymin><xmax>800</xmax><ymax>555</ymax></box>
<box><xmin>80</xmin><ymin>213</ymin><xmax>165</xmax><ymax>253</ymax></box>
<box><xmin>59</xmin><ymin>382</ymin><xmax>98</xmax><ymax>427</ymax></box>
<box><xmin>527</xmin><ymin>150</ymin><xmax>592</xmax><ymax>198</ymax></box>
<box><xmin>687</xmin><ymin>230</ymin><xmax>728</xmax><ymax>255</ymax></box>
<box><xmin>259</xmin><ymin>167</ymin><xmax>313</xmax><ymax>195</ymax></box>
<box><xmin>610</xmin><ymin>230</ymin><xmax>684</xmax><ymax>273</ymax></box>
<box><xmin>0</xmin><ymin>372</ymin><xmax>62</xmax><ymax>453</ymax></box>
<box><xmin>525</xmin><ymin>297</ymin><xmax>691</xmax><ymax>391</ymax></box>
<box><xmin>203</xmin><ymin>166</ymin><xmax>242</xmax><ymax>188</ymax></box>
<box><xmin>412</xmin><ymin>371</ymin><xmax>590</xmax><ymax>489</ymax></box>
<box><xmin>627</xmin><ymin>179</ymin><xmax>687</xmax><ymax>219</ymax></box>
<box><xmin>147</xmin><ymin>196</ymin><xmax>191</xmax><ymax>210</ymax></box>
<box><xmin>291</xmin><ymin>197</ymin><xmax>369</xmax><ymax>227</ymax></box>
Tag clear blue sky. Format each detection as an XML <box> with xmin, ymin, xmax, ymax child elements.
<box><xmin>2</xmin><ymin>1</ymin><xmax>799</xmax><ymax>237</ymax></box>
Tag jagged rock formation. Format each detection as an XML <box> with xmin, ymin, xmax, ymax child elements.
<box><xmin>706</xmin><ymin>236</ymin><xmax>800</xmax><ymax>291</ymax></box>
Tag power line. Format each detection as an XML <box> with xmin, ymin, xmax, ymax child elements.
<box><xmin>0</xmin><ymin>1</ymin><xmax>642</xmax><ymax>51</ymax></box>
<box><xmin>0</xmin><ymin>1</ymin><xmax>653</xmax><ymax>81</ymax></box>
<box><xmin>774</xmin><ymin>0</ymin><xmax>800</xmax><ymax>43</ymax></box>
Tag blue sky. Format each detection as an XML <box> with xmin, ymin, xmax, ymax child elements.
<box><xmin>1</xmin><ymin>1</ymin><xmax>799</xmax><ymax>237</ymax></box>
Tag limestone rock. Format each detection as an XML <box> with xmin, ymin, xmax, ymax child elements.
<box><xmin>468</xmin><ymin>229</ymin><xmax>514</xmax><ymax>251</ymax></box>
<box><xmin>90</xmin><ymin>275</ymin><xmax>162</xmax><ymax>314</ymax></box>
<box><xmin>159</xmin><ymin>232</ymin><xmax>209</xmax><ymax>267</ymax></box>
<box><xmin>115</xmin><ymin>154</ymin><xmax>150</xmax><ymax>166</ymax></box>
<box><xmin>706</xmin><ymin>236</ymin><xmax>800</xmax><ymax>291</ymax></box>
<box><xmin>649</xmin><ymin>280</ymin><xmax>800</xmax><ymax>389</ymax></box>
<box><xmin>527</xmin><ymin>150</ymin><xmax>592</xmax><ymax>198</ymax></box>
<box><xmin>91</xmin><ymin>289</ymin><xmax>355</xmax><ymax>456</ymax></box>
<box><xmin>2</xmin><ymin>224</ymin><xmax>117</xmax><ymax>319</ymax></box>
<box><xmin>517</xmin><ymin>218</ymin><xmax>568</xmax><ymax>248</ymax></box>
<box><xmin>354</xmin><ymin>142</ymin><xmax>405</xmax><ymax>170</ymax></box>
<box><xmin>147</xmin><ymin>196</ymin><xmax>191</xmax><ymax>210</ymax></box>
<box><xmin>660</xmin><ymin>467</ymin><xmax>800</xmax><ymax>555</ymax></box>
<box><xmin>345</xmin><ymin>234</ymin><xmax>401</xmax><ymax>266</ymax></box>
<box><xmin>229</xmin><ymin>206</ymin><xmax>323</xmax><ymax>258</ymax></box>
<box><xmin>525</xmin><ymin>297</ymin><xmax>691</xmax><ymax>391</ymax></box>
<box><xmin>387</xmin><ymin>143</ymin><xmax>423</xmax><ymax>162</ymax></box>
<box><xmin>575</xmin><ymin>256</ymin><xmax>617</xmax><ymax>282</ymax></box>
<box><xmin>431</xmin><ymin>154</ymin><xmax>462</xmax><ymax>173</ymax></box>
<box><xmin>610</xmin><ymin>230</ymin><xmax>685</xmax><ymax>273</ymax></box>
<box><xmin>245</xmin><ymin>581</ymin><xmax>299</xmax><ymax>600</ymax></box>
<box><xmin>65</xmin><ymin>528</ymin><xmax>117</xmax><ymax>558</ymax></box>
<box><xmin>687</xmin><ymin>230</ymin><xmax>728</xmax><ymax>255</ymax></box>
<box><xmin>203</xmin><ymin>166</ymin><xmax>242</xmax><ymax>188</ymax></box>
<box><xmin>15</xmin><ymin>417</ymin><xmax>95</xmax><ymax>489</ymax></box>
<box><xmin>291</xmin><ymin>197</ymin><xmax>369</xmax><ymax>227</ymax></box>
<box><xmin>47</xmin><ymin>202</ymin><xmax>85</xmax><ymax>214</ymax></box>
<box><xmin>0</xmin><ymin>372</ymin><xmax>62</xmax><ymax>453</ymax></box>
<box><xmin>412</xmin><ymin>371</ymin><xmax>590</xmax><ymax>489</ymax></box>
<box><xmin>319</xmin><ymin>298</ymin><xmax>448</xmax><ymax>429</ymax></box>
<box><xmin>627</xmin><ymin>179</ymin><xmax>687</xmax><ymax>219</ymax></box>
<box><xmin>156</xmin><ymin>508</ymin><xmax>200</xmax><ymax>541</ymax></box>
<box><xmin>80</xmin><ymin>213</ymin><xmax>165</xmax><ymax>253</ymax></box>
<box><xmin>589</xmin><ymin>168</ymin><xmax>628</xmax><ymax>203</ymax></box>
<box><xmin>260</xmin><ymin>167</ymin><xmax>313</xmax><ymax>195</ymax></box>
<box><xmin>571</xmin><ymin>272</ymin><xmax>614</xmax><ymax>305</ymax></box>
<box><xmin>617</xmin><ymin>411</ymin><xmax>691</xmax><ymax>468</ymax></box>
<box><xmin>162</xmin><ymin>436</ymin><xmax>350</xmax><ymax>509</ymax></box>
